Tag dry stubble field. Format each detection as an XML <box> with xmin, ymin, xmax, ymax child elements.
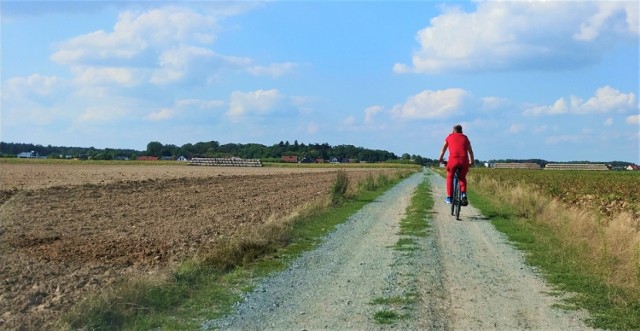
<box><xmin>0</xmin><ymin>161</ymin><xmax>405</xmax><ymax>330</ymax></box>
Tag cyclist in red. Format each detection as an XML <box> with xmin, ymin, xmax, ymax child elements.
<box><xmin>437</xmin><ymin>124</ymin><xmax>474</xmax><ymax>206</ymax></box>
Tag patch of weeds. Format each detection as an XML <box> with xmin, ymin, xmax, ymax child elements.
<box><xmin>360</xmin><ymin>172</ymin><xmax>377</xmax><ymax>191</ymax></box>
<box><xmin>372</xmin><ymin>292</ymin><xmax>419</xmax><ymax>306</ymax></box>
<box><xmin>331</xmin><ymin>170</ymin><xmax>350</xmax><ymax>206</ymax></box>
<box><xmin>394</xmin><ymin>238</ymin><xmax>418</xmax><ymax>252</ymax></box>
<box><xmin>374</xmin><ymin>310</ymin><xmax>407</xmax><ymax>324</ymax></box>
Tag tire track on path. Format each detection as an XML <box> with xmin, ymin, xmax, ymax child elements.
<box><xmin>422</xmin><ymin>169</ymin><xmax>594</xmax><ymax>330</ymax></box>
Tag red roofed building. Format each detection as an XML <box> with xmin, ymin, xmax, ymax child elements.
<box><xmin>137</xmin><ymin>156</ymin><xmax>159</xmax><ymax>161</ymax></box>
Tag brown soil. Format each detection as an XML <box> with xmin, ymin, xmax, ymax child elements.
<box><xmin>0</xmin><ymin>162</ymin><xmax>400</xmax><ymax>330</ymax></box>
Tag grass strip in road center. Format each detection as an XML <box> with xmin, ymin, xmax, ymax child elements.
<box><xmin>372</xmin><ymin>177</ymin><xmax>433</xmax><ymax>325</ymax></box>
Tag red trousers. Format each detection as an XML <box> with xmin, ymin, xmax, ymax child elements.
<box><xmin>446</xmin><ymin>157</ymin><xmax>469</xmax><ymax>197</ymax></box>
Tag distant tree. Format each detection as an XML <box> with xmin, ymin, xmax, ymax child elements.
<box><xmin>146</xmin><ymin>141</ymin><xmax>163</xmax><ymax>156</ymax></box>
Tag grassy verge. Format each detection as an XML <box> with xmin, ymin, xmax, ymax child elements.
<box><xmin>263</xmin><ymin>161</ymin><xmax>421</xmax><ymax>170</ymax></box>
<box><xmin>371</xmin><ymin>176</ymin><xmax>433</xmax><ymax>325</ymax></box>
<box><xmin>58</xmin><ymin>169</ymin><xmax>416</xmax><ymax>330</ymax></box>
<box><xmin>466</xmin><ymin>177</ymin><xmax>640</xmax><ymax>330</ymax></box>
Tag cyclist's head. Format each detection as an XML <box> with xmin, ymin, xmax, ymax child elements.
<box><xmin>453</xmin><ymin>124</ymin><xmax>463</xmax><ymax>133</ymax></box>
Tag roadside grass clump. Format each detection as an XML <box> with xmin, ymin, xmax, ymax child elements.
<box><xmin>466</xmin><ymin>170</ymin><xmax>640</xmax><ymax>329</ymax></box>
<box><xmin>376</xmin><ymin>173</ymin><xmax>391</xmax><ymax>188</ymax></box>
<box><xmin>59</xmin><ymin>169</ymin><xmax>416</xmax><ymax>330</ymax></box>
<box><xmin>330</xmin><ymin>169</ymin><xmax>350</xmax><ymax>206</ymax></box>
<box><xmin>360</xmin><ymin>172</ymin><xmax>377</xmax><ymax>191</ymax></box>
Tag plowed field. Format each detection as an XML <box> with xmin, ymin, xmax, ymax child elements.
<box><xmin>0</xmin><ymin>162</ymin><xmax>404</xmax><ymax>330</ymax></box>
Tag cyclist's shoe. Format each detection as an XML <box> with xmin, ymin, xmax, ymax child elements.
<box><xmin>444</xmin><ymin>197</ymin><xmax>452</xmax><ymax>204</ymax></box>
<box><xmin>461</xmin><ymin>193</ymin><xmax>468</xmax><ymax>206</ymax></box>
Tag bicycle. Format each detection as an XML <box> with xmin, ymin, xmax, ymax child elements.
<box><xmin>450</xmin><ymin>166</ymin><xmax>463</xmax><ymax>220</ymax></box>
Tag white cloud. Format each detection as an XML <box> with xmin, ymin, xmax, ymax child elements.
<box><xmin>150</xmin><ymin>46</ymin><xmax>217</xmax><ymax>85</ymax></box>
<box><xmin>72</xmin><ymin>66</ymin><xmax>141</xmax><ymax>86</ymax></box>
<box><xmin>247</xmin><ymin>62</ymin><xmax>297</xmax><ymax>78</ymax></box>
<box><xmin>509</xmin><ymin>124</ymin><xmax>524</xmax><ymax>133</ymax></box>
<box><xmin>51</xmin><ymin>7</ymin><xmax>218</xmax><ymax>65</ymax></box>
<box><xmin>77</xmin><ymin>106</ymin><xmax>127</xmax><ymax>123</ymax></box>
<box><xmin>145</xmin><ymin>108</ymin><xmax>176</xmax><ymax>121</ymax></box>
<box><xmin>604</xmin><ymin>118</ymin><xmax>614</xmax><ymax>126</ymax></box>
<box><xmin>627</xmin><ymin>115</ymin><xmax>640</xmax><ymax>125</ymax></box>
<box><xmin>176</xmin><ymin>99</ymin><xmax>225</xmax><ymax>109</ymax></box>
<box><xmin>3</xmin><ymin>74</ymin><xmax>62</xmax><ymax>98</ymax></box>
<box><xmin>574</xmin><ymin>1</ymin><xmax>638</xmax><ymax>41</ymax></box>
<box><xmin>364</xmin><ymin>105</ymin><xmax>383</xmax><ymax>124</ymax></box>
<box><xmin>48</xmin><ymin>5</ymin><xmax>262</xmax><ymax>87</ymax></box>
<box><xmin>482</xmin><ymin>97</ymin><xmax>509</xmax><ymax>110</ymax></box>
<box><xmin>343</xmin><ymin>116</ymin><xmax>356</xmax><ymax>126</ymax></box>
<box><xmin>394</xmin><ymin>2</ymin><xmax>638</xmax><ymax>74</ymax></box>
<box><xmin>524</xmin><ymin>86</ymin><xmax>637</xmax><ymax>116</ymax></box>
<box><xmin>227</xmin><ymin>89</ymin><xmax>283</xmax><ymax>119</ymax></box>
<box><xmin>390</xmin><ymin>88</ymin><xmax>467</xmax><ymax>120</ymax></box>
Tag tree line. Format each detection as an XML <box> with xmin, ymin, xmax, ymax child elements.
<box><xmin>0</xmin><ymin>141</ymin><xmax>435</xmax><ymax>165</ymax></box>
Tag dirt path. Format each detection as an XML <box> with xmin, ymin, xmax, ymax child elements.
<box><xmin>207</xmin><ymin>169</ymin><xmax>594</xmax><ymax>330</ymax></box>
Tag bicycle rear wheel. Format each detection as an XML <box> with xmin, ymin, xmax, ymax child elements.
<box><xmin>450</xmin><ymin>177</ymin><xmax>457</xmax><ymax>216</ymax></box>
<box><xmin>454</xmin><ymin>183</ymin><xmax>462</xmax><ymax>220</ymax></box>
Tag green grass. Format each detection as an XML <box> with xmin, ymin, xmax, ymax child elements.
<box><xmin>373</xmin><ymin>310</ymin><xmax>407</xmax><ymax>324</ymax></box>
<box><xmin>59</xmin><ymin>170</ymin><xmax>416</xmax><ymax>330</ymax></box>
<box><xmin>398</xmin><ymin>179</ymin><xmax>432</xmax><ymax>238</ymax></box>
<box><xmin>263</xmin><ymin>161</ymin><xmax>421</xmax><ymax>169</ymax></box>
<box><xmin>371</xmin><ymin>176</ymin><xmax>433</xmax><ymax>325</ymax></box>
<box><xmin>467</xmin><ymin>185</ymin><xmax>640</xmax><ymax>330</ymax></box>
<box><xmin>372</xmin><ymin>292</ymin><xmax>419</xmax><ymax>306</ymax></box>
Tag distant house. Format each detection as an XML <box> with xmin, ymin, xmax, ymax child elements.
<box><xmin>17</xmin><ymin>151</ymin><xmax>37</xmax><ymax>158</ymax></box>
<box><xmin>627</xmin><ymin>164</ymin><xmax>640</xmax><ymax>171</ymax></box>
<box><xmin>160</xmin><ymin>156</ymin><xmax>173</xmax><ymax>161</ymax></box>
<box><xmin>177</xmin><ymin>156</ymin><xmax>188</xmax><ymax>162</ymax></box>
<box><xmin>329</xmin><ymin>157</ymin><xmax>340</xmax><ymax>164</ymax></box>
<box><xmin>300</xmin><ymin>156</ymin><xmax>314</xmax><ymax>163</ymax></box>
<box><xmin>114</xmin><ymin>155</ymin><xmax>129</xmax><ymax>161</ymax></box>
<box><xmin>137</xmin><ymin>156</ymin><xmax>159</xmax><ymax>161</ymax></box>
<box><xmin>282</xmin><ymin>155</ymin><xmax>298</xmax><ymax>163</ymax></box>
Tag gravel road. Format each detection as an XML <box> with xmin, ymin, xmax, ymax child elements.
<box><xmin>205</xmin><ymin>169</ymin><xmax>594</xmax><ymax>330</ymax></box>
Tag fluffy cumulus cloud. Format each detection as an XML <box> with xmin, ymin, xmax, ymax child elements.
<box><xmin>390</xmin><ymin>88</ymin><xmax>467</xmax><ymax>120</ymax></box>
<box><xmin>144</xmin><ymin>108</ymin><xmax>176</xmax><ymax>121</ymax></box>
<box><xmin>364</xmin><ymin>105</ymin><xmax>383</xmax><ymax>124</ymax></box>
<box><xmin>51</xmin><ymin>7</ymin><xmax>218</xmax><ymax>65</ymax></box>
<box><xmin>48</xmin><ymin>5</ymin><xmax>291</xmax><ymax>88</ymax></box>
<box><xmin>227</xmin><ymin>89</ymin><xmax>283</xmax><ymax>119</ymax></box>
<box><xmin>394</xmin><ymin>1</ymin><xmax>638</xmax><ymax>74</ymax></box>
<box><xmin>3</xmin><ymin>74</ymin><xmax>63</xmax><ymax>99</ymax></box>
<box><xmin>627</xmin><ymin>114</ymin><xmax>640</xmax><ymax>125</ymax></box>
<box><xmin>524</xmin><ymin>86</ymin><xmax>637</xmax><ymax>116</ymax></box>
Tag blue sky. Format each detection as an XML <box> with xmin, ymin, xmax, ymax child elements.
<box><xmin>1</xmin><ymin>1</ymin><xmax>638</xmax><ymax>162</ymax></box>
